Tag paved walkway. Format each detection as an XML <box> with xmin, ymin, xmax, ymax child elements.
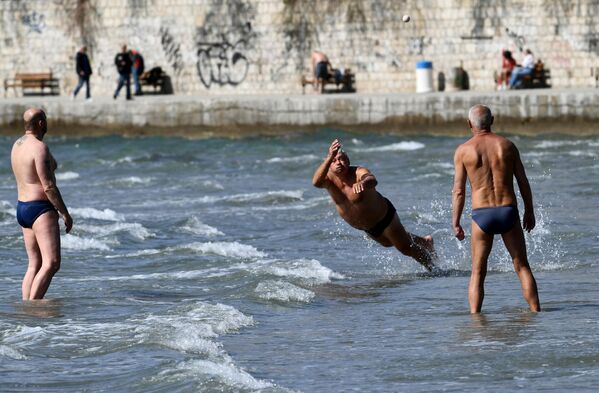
<box><xmin>1</xmin><ymin>88</ymin><xmax>598</xmax><ymax>136</ymax></box>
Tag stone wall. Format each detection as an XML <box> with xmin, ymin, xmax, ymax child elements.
<box><xmin>1</xmin><ymin>0</ymin><xmax>599</xmax><ymax>97</ymax></box>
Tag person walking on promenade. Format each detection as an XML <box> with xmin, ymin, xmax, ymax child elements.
<box><xmin>114</xmin><ymin>44</ymin><xmax>133</xmax><ymax>100</ymax></box>
<box><xmin>130</xmin><ymin>49</ymin><xmax>145</xmax><ymax>96</ymax></box>
<box><xmin>313</xmin><ymin>139</ymin><xmax>436</xmax><ymax>271</ymax></box>
<box><xmin>11</xmin><ymin>108</ymin><xmax>73</xmax><ymax>300</ymax></box>
<box><xmin>452</xmin><ymin>104</ymin><xmax>541</xmax><ymax>313</ymax></box>
<box><xmin>72</xmin><ymin>46</ymin><xmax>92</xmax><ymax>100</ymax></box>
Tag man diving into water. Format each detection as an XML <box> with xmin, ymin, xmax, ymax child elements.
<box><xmin>11</xmin><ymin>108</ymin><xmax>73</xmax><ymax>300</ymax></box>
<box><xmin>312</xmin><ymin>139</ymin><xmax>436</xmax><ymax>271</ymax></box>
<box><xmin>452</xmin><ymin>104</ymin><xmax>541</xmax><ymax>313</ymax></box>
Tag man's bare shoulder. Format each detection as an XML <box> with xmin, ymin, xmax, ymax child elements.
<box><xmin>355</xmin><ymin>165</ymin><xmax>371</xmax><ymax>175</ymax></box>
<box><xmin>454</xmin><ymin>141</ymin><xmax>472</xmax><ymax>157</ymax></box>
<box><xmin>13</xmin><ymin>136</ymin><xmax>47</xmax><ymax>155</ymax></box>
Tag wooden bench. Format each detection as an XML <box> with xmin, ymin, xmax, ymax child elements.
<box><xmin>520</xmin><ymin>61</ymin><xmax>551</xmax><ymax>89</ymax></box>
<box><xmin>301</xmin><ymin>69</ymin><xmax>356</xmax><ymax>94</ymax></box>
<box><xmin>4</xmin><ymin>72</ymin><xmax>60</xmax><ymax>97</ymax></box>
<box><xmin>139</xmin><ymin>67</ymin><xmax>167</xmax><ymax>94</ymax></box>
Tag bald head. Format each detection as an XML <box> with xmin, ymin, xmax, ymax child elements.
<box><xmin>23</xmin><ymin>108</ymin><xmax>47</xmax><ymax>134</ymax></box>
<box><xmin>468</xmin><ymin>105</ymin><xmax>493</xmax><ymax>131</ymax></box>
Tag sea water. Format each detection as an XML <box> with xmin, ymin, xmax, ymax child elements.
<box><xmin>0</xmin><ymin>130</ymin><xmax>598</xmax><ymax>392</ymax></box>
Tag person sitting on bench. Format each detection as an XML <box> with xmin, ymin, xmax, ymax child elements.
<box><xmin>509</xmin><ymin>49</ymin><xmax>535</xmax><ymax>89</ymax></box>
<box><xmin>311</xmin><ymin>50</ymin><xmax>333</xmax><ymax>93</ymax></box>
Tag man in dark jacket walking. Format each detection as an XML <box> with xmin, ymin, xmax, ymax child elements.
<box><xmin>114</xmin><ymin>44</ymin><xmax>133</xmax><ymax>100</ymax></box>
<box><xmin>72</xmin><ymin>46</ymin><xmax>92</xmax><ymax>100</ymax></box>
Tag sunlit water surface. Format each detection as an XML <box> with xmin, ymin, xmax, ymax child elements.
<box><xmin>1</xmin><ymin>130</ymin><xmax>598</xmax><ymax>392</ymax></box>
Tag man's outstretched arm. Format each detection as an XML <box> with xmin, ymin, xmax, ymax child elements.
<box><xmin>452</xmin><ymin>148</ymin><xmax>467</xmax><ymax>241</ymax></box>
<box><xmin>312</xmin><ymin>139</ymin><xmax>340</xmax><ymax>188</ymax></box>
<box><xmin>513</xmin><ymin>146</ymin><xmax>535</xmax><ymax>232</ymax></box>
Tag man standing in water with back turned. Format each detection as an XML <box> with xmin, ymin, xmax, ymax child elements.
<box><xmin>11</xmin><ymin>108</ymin><xmax>73</xmax><ymax>300</ymax></box>
<box><xmin>313</xmin><ymin>139</ymin><xmax>436</xmax><ymax>271</ymax></box>
<box><xmin>452</xmin><ymin>104</ymin><xmax>540</xmax><ymax>313</ymax></box>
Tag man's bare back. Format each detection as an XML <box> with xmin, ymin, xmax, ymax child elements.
<box><xmin>456</xmin><ymin>132</ymin><xmax>519</xmax><ymax>209</ymax></box>
<box><xmin>12</xmin><ymin>134</ymin><xmax>57</xmax><ymax>202</ymax></box>
<box><xmin>313</xmin><ymin>139</ymin><xmax>435</xmax><ymax>271</ymax></box>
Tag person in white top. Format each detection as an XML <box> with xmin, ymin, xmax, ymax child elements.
<box><xmin>509</xmin><ymin>49</ymin><xmax>535</xmax><ymax>88</ymax></box>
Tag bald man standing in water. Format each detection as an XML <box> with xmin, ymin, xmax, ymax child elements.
<box><xmin>452</xmin><ymin>105</ymin><xmax>540</xmax><ymax>313</ymax></box>
<box><xmin>313</xmin><ymin>139</ymin><xmax>436</xmax><ymax>271</ymax></box>
<box><xmin>11</xmin><ymin>108</ymin><xmax>73</xmax><ymax>300</ymax></box>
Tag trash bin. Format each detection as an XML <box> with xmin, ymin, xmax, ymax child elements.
<box><xmin>416</xmin><ymin>61</ymin><xmax>433</xmax><ymax>93</ymax></box>
<box><xmin>446</xmin><ymin>66</ymin><xmax>467</xmax><ymax>91</ymax></box>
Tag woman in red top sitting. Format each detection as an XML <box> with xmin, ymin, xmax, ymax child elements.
<box><xmin>497</xmin><ymin>50</ymin><xmax>516</xmax><ymax>90</ymax></box>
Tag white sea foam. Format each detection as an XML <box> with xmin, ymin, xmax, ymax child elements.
<box><xmin>70</xmin><ymin>207</ymin><xmax>124</xmax><ymax>222</ymax></box>
<box><xmin>196</xmin><ymin>190</ymin><xmax>304</xmax><ymax>204</ymax></box>
<box><xmin>136</xmin><ymin>302</ymin><xmax>254</xmax><ymax>355</ymax></box>
<box><xmin>181</xmin><ymin>217</ymin><xmax>224</xmax><ymax>237</ymax></box>
<box><xmin>111</xmin><ymin>176</ymin><xmax>152</xmax><ymax>185</ymax></box>
<box><xmin>266</xmin><ymin>154</ymin><xmax>319</xmax><ymax>164</ymax></box>
<box><xmin>3</xmin><ymin>325</ymin><xmax>47</xmax><ymax>345</ymax></box>
<box><xmin>175</xmin><ymin>359</ymin><xmax>273</xmax><ymax>390</ymax></box>
<box><xmin>523</xmin><ymin>151</ymin><xmax>551</xmax><ymax>158</ymax></box>
<box><xmin>56</xmin><ymin>171</ymin><xmax>80</xmax><ymax>181</ymax></box>
<box><xmin>98</xmin><ymin>156</ymin><xmax>133</xmax><ymax>167</ymax></box>
<box><xmin>61</xmin><ymin>234</ymin><xmax>112</xmax><ymax>251</ymax></box>
<box><xmin>568</xmin><ymin>151</ymin><xmax>596</xmax><ymax>157</ymax></box>
<box><xmin>255</xmin><ymin>280</ymin><xmax>315</xmax><ymax>303</ymax></box>
<box><xmin>105</xmin><ymin>248</ymin><xmax>161</xmax><ymax>259</ymax></box>
<box><xmin>355</xmin><ymin>141</ymin><xmax>425</xmax><ymax>152</ymax></box>
<box><xmin>351</xmin><ymin>138</ymin><xmax>364</xmax><ymax>145</ymax></box>
<box><xmin>257</xmin><ymin>258</ymin><xmax>344</xmax><ymax>284</ymax></box>
<box><xmin>68</xmin><ymin>261</ymin><xmax>259</xmax><ymax>281</ymax></box>
<box><xmin>174</xmin><ymin>241</ymin><xmax>267</xmax><ymax>259</ymax></box>
<box><xmin>0</xmin><ymin>200</ymin><xmax>15</xmax><ymax>217</ymax></box>
<box><xmin>201</xmin><ymin>180</ymin><xmax>225</xmax><ymax>190</ymax></box>
<box><xmin>77</xmin><ymin>222</ymin><xmax>153</xmax><ymax>240</ymax></box>
<box><xmin>0</xmin><ymin>345</ymin><xmax>27</xmax><ymax>360</ymax></box>
<box><xmin>429</xmin><ymin>162</ymin><xmax>454</xmax><ymax>169</ymax></box>
<box><xmin>535</xmin><ymin>140</ymin><xmax>584</xmax><ymax>149</ymax></box>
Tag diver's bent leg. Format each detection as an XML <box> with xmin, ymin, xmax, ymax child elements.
<box><xmin>470</xmin><ymin>221</ymin><xmax>493</xmax><ymax>313</ymax></box>
<box><xmin>28</xmin><ymin>211</ymin><xmax>61</xmax><ymax>300</ymax></box>
<box><xmin>501</xmin><ymin>223</ymin><xmax>541</xmax><ymax>312</ymax></box>
<box><xmin>369</xmin><ymin>233</ymin><xmax>393</xmax><ymax>247</ymax></box>
<box><xmin>383</xmin><ymin>215</ymin><xmax>434</xmax><ymax>270</ymax></box>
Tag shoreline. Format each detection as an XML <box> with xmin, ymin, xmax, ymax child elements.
<box><xmin>1</xmin><ymin>88</ymin><xmax>599</xmax><ymax>137</ymax></box>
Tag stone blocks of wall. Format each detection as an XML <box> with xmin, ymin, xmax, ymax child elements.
<box><xmin>1</xmin><ymin>0</ymin><xmax>598</xmax><ymax>97</ymax></box>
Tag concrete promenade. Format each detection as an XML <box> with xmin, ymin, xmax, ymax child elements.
<box><xmin>1</xmin><ymin>88</ymin><xmax>599</xmax><ymax>136</ymax></box>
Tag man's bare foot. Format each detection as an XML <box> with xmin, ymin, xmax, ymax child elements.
<box><xmin>423</xmin><ymin>235</ymin><xmax>437</xmax><ymax>258</ymax></box>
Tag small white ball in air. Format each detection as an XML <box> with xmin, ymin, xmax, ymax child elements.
<box><xmin>402</xmin><ymin>15</ymin><xmax>411</xmax><ymax>22</ymax></box>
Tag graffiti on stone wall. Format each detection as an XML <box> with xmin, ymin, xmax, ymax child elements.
<box><xmin>196</xmin><ymin>34</ymin><xmax>251</xmax><ymax>88</ymax></box>
<box><xmin>505</xmin><ymin>28</ymin><xmax>527</xmax><ymax>52</ymax></box>
<box><xmin>21</xmin><ymin>11</ymin><xmax>46</xmax><ymax>33</ymax></box>
<box><xmin>374</xmin><ymin>40</ymin><xmax>402</xmax><ymax>69</ymax></box>
<box><xmin>408</xmin><ymin>36</ymin><xmax>431</xmax><ymax>56</ymax></box>
<box><xmin>160</xmin><ymin>27</ymin><xmax>183</xmax><ymax>76</ymax></box>
<box><xmin>194</xmin><ymin>0</ymin><xmax>257</xmax><ymax>88</ymax></box>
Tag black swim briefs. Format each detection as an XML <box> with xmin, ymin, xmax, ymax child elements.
<box><xmin>365</xmin><ymin>198</ymin><xmax>396</xmax><ymax>238</ymax></box>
